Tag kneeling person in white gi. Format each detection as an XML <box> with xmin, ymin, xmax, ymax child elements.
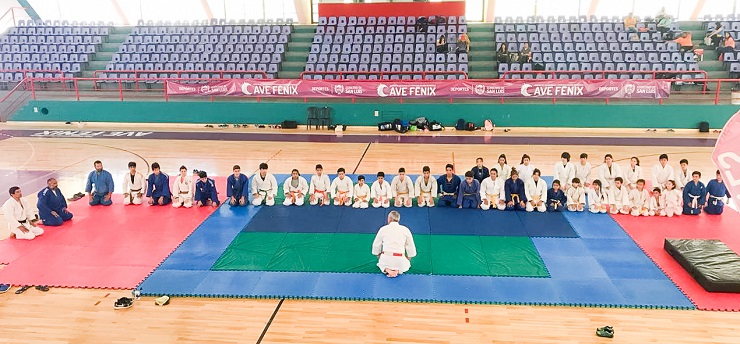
<box><xmin>172</xmin><ymin>165</ymin><xmax>193</xmax><ymax>208</ymax></box>
<box><xmin>371</xmin><ymin>172</ymin><xmax>392</xmax><ymax>208</ymax></box>
<box><xmin>3</xmin><ymin>186</ymin><xmax>43</xmax><ymax>240</ymax></box>
<box><xmin>283</xmin><ymin>169</ymin><xmax>309</xmax><ymax>206</ymax></box>
<box><xmin>251</xmin><ymin>163</ymin><xmax>278</xmax><ymax>206</ymax></box>
<box><xmin>415</xmin><ymin>166</ymin><xmax>437</xmax><ymax>207</ymax></box>
<box><xmin>391</xmin><ymin>167</ymin><xmax>415</xmax><ymax>207</ymax></box>
<box><xmin>331</xmin><ymin>167</ymin><xmax>354</xmax><ymax>206</ymax></box>
<box><xmin>353</xmin><ymin>175</ymin><xmax>371</xmax><ymax>208</ymax></box>
<box><xmin>309</xmin><ymin>164</ymin><xmax>331</xmax><ymax>206</ymax></box>
<box><xmin>371</xmin><ymin>210</ymin><xmax>417</xmax><ymax>278</ymax></box>
<box><xmin>525</xmin><ymin>169</ymin><xmax>548</xmax><ymax>212</ymax></box>
<box><xmin>122</xmin><ymin>161</ymin><xmax>146</xmax><ymax>205</ymax></box>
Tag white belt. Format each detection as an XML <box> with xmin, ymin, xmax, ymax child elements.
<box><xmin>688</xmin><ymin>193</ymin><xmax>700</xmax><ymax>208</ymax></box>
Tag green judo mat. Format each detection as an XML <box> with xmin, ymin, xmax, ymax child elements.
<box><xmin>212</xmin><ymin>232</ymin><xmax>549</xmax><ymax>277</ymax></box>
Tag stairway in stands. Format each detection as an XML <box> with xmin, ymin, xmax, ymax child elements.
<box><xmin>466</xmin><ymin>23</ymin><xmax>496</xmax><ymax>79</ymax></box>
<box><xmin>279</xmin><ymin>24</ymin><xmax>314</xmax><ymax>79</ymax></box>
<box><xmin>78</xmin><ymin>27</ymin><xmax>130</xmax><ymax>89</ymax></box>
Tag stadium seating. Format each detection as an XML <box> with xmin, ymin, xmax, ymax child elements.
<box><xmin>305</xmin><ymin>15</ymin><xmax>468</xmax><ymax>80</ymax></box>
<box><xmin>708</xmin><ymin>20</ymin><xmax>740</xmax><ymax>77</ymax></box>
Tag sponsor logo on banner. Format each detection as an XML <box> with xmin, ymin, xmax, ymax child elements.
<box><xmin>200</xmin><ymin>84</ymin><xmax>228</xmax><ymax>95</ymax></box>
<box><xmin>334</xmin><ymin>84</ymin><xmax>344</xmax><ymax>94</ymax></box>
<box><xmin>520</xmin><ymin>83</ymin><xmax>585</xmax><ymax>97</ymax></box>
<box><xmin>712</xmin><ymin>110</ymin><xmax>740</xmax><ymax>212</ymax></box>
<box><xmin>377</xmin><ymin>84</ymin><xmax>437</xmax><ymax>97</ymax></box>
<box><xmin>29</xmin><ymin>131</ymin><xmax>153</xmax><ymax>138</ymax></box>
<box><xmin>240</xmin><ymin>82</ymin><xmax>299</xmax><ymax>96</ymax></box>
<box><xmin>623</xmin><ymin>83</ymin><xmax>636</xmax><ymax>95</ymax></box>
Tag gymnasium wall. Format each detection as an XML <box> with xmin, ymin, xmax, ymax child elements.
<box><xmin>12</xmin><ymin>100</ymin><xmax>738</xmax><ymax>129</ymax></box>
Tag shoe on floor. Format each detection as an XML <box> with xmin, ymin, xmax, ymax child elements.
<box><xmin>596</xmin><ymin>325</ymin><xmax>614</xmax><ymax>338</ymax></box>
<box><xmin>154</xmin><ymin>295</ymin><xmax>170</xmax><ymax>306</ymax></box>
<box><xmin>114</xmin><ymin>297</ymin><xmax>134</xmax><ymax>309</ymax></box>
<box><xmin>0</xmin><ymin>284</ymin><xmax>10</xmax><ymax>293</ymax></box>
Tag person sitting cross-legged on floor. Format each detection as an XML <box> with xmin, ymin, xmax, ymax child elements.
<box><xmin>3</xmin><ymin>186</ymin><xmax>44</xmax><ymax>240</ymax></box>
<box><xmin>37</xmin><ymin>178</ymin><xmax>73</xmax><ymax>226</ymax></box>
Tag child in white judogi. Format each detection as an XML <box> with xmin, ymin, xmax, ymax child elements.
<box><xmin>480</xmin><ymin>168</ymin><xmax>505</xmax><ymax>210</ymax></box>
<box><xmin>575</xmin><ymin>153</ymin><xmax>592</xmax><ymax>187</ymax></box>
<box><xmin>587</xmin><ymin>179</ymin><xmax>610</xmax><ymax>214</ymax></box>
<box><xmin>283</xmin><ymin>169</ymin><xmax>309</xmax><ymax>206</ymax></box>
<box><xmin>391</xmin><ymin>167</ymin><xmax>415</xmax><ymax>207</ymax></box>
<box><xmin>629</xmin><ymin>179</ymin><xmax>651</xmax><ymax>216</ymax></box>
<box><xmin>598</xmin><ymin>154</ymin><xmax>623</xmax><ymax>190</ymax></box>
<box><xmin>331</xmin><ymin>168</ymin><xmax>354</xmax><ymax>206</ymax></box>
<box><xmin>661</xmin><ymin>180</ymin><xmax>682</xmax><ymax>217</ymax></box>
<box><xmin>553</xmin><ymin>152</ymin><xmax>576</xmax><ymax>189</ymax></box>
<box><xmin>496</xmin><ymin>154</ymin><xmax>511</xmax><ymax>180</ymax></box>
<box><xmin>122</xmin><ymin>161</ymin><xmax>146</xmax><ymax>205</ymax></box>
<box><xmin>566</xmin><ymin>178</ymin><xmax>585</xmax><ymax>212</ymax></box>
<box><xmin>2</xmin><ymin>187</ymin><xmax>43</xmax><ymax>240</ymax></box>
<box><xmin>309</xmin><ymin>164</ymin><xmax>331</xmax><ymax>206</ymax></box>
<box><xmin>676</xmin><ymin>159</ymin><xmax>690</xmax><ymax>189</ymax></box>
<box><xmin>414</xmin><ymin>166</ymin><xmax>437</xmax><ymax>207</ymax></box>
<box><xmin>651</xmin><ymin>154</ymin><xmax>675</xmax><ymax>191</ymax></box>
<box><xmin>172</xmin><ymin>165</ymin><xmax>193</xmax><ymax>208</ymax></box>
<box><xmin>251</xmin><ymin>163</ymin><xmax>278</xmax><ymax>206</ymax></box>
<box><xmin>517</xmin><ymin>154</ymin><xmax>535</xmax><ymax>183</ymax></box>
<box><xmin>371</xmin><ymin>172</ymin><xmax>392</xmax><ymax>208</ymax></box>
<box><xmin>648</xmin><ymin>187</ymin><xmax>663</xmax><ymax>216</ymax></box>
<box><xmin>353</xmin><ymin>175</ymin><xmax>371</xmax><ymax>209</ymax></box>
<box><xmin>624</xmin><ymin>157</ymin><xmax>644</xmax><ymax>191</ymax></box>
<box><xmin>525</xmin><ymin>169</ymin><xmax>547</xmax><ymax>212</ymax></box>
<box><xmin>609</xmin><ymin>177</ymin><xmax>630</xmax><ymax>215</ymax></box>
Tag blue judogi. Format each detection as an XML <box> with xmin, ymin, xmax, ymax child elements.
<box><xmin>227</xmin><ymin>174</ymin><xmax>249</xmax><ymax>206</ymax></box>
<box><xmin>683</xmin><ymin>180</ymin><xmax>706</xmax><ymax>215</ymax></box>
<box><xmin>146</xmin><ymin>172</ymin><xmax>172</xmax><ymax>205</ymax></box>
<box><xmin>505</xmin><ymin>178</ymin><xmax>528</xmax><ymax>211</ymax></box>
<box><xmin>457</xmin><ymin>179</ymin><xmax>481</xmax><ymax>208</ymax></box>
<box><xmin>705</xmin><ymin>179</ymin><xmax>731</xmax><ymax>215</ymax></box>
<box><xmin>85</xmin><ymin>169</ymin><xmax>114</xmax><ymax>206</ymax></box>
<box><xmin>471</xmin><ymin>166</ymin><xmax>489</xmax><ymax>183</ymax></box>
<box><xmin>37</xmin><ymin>187</ymin><xmax>73</xmax><ymax>226</ymax></box>
<box><xmin>546</xmin><ymin>188</ymin><xmax>567</xmax><ymax>212</ymax></box>
<box><xmin>195</xmin><ymin>178</ymin><xmax>220</xmax><ymax>206</ymax></box>
<box><xmin>437</xmin><ymin>174</ymin><xmax>461</xmax><ymax>207</ymax></box>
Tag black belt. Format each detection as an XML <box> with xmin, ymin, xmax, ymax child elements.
<box><xmin>19</xmin><ymin>219</ymin><xmax>27</xmax><ymax>224</ymax></box>
<box><xmin>130</xmin><ymin>188</ymin><xmax>142</xmax><ymax>192</ymax></box>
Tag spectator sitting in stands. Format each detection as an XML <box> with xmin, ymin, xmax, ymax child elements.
<box><xmin>519</xmin><ymin>42</ymin><xmax>531</xmax><ymax>63</ymax></box>
<box><xmin>673</xmin><ymin>32</ymin><xmax>694</xmax><ymax>53</ymax></box>
<box><xmin>415</xmin><ymin>16</ymin><xmax>428</xmax><ymax>33</ymax></box>
<box><xmin>456</xmin><ymin>33</ymin><xmax>470</xmax><ymax>54</ymax></box>
<box><xmin>655</xmin><ymin>7</ymin><xmax>668</xmax><ymax>22</ymax></box>
<box><xmin>657</xmin><ymin>16</ymin><xmax>673</xmax><ymax>40</ymax></box>
<box><xmin>707</xmin><ymin>21</ymin><xmax>725</xmax><ymax>49</ymax></box>
<box><xmin>624</xmin><ymin>13</ymin><xmax>637</xmax><ymax>33</ymax></box>
<box><xmin>719</xmin><ymin>32</ymin><xmax>736</xmax><ymax>60</ymax></box>
<box><xmin>497</xmin><ymin>43</ymin><xmax>510</xmax><ymax>63</ymax></box>
<box><xmin>436</xmin><ymin>35</ymin><xmax>447</xmax><ymax>53</ymax></box>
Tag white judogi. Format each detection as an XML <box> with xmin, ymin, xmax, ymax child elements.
<box><xmin>171</xmin><ymin>175</ymin><xmax>193</xmax><ymax>208</ymax></box>
<box><xmin>575</xmin><ymin>162</ymin><xmax>592</xmax><ymax>185</ymax></box>
<box><xmin>371</xmin><ymin>221</ymin><xmax>417</xmax><ymax>274</ymax></box>
<box><xmin>598</xmin><ymin>163</ymin><xmax>623</xmax><ymax>190</ymax></box>
<box><xmin>587</xmin><ymin>188</ymin><xmax>610</xmax><ymax>213</ymax></box>
<box><xmin>553</xmin><ymin>162</ymin><xmax>576</xmax><ymax>188</ymax></box>
<box><xmin>495</xmin><ymin>163</ymin><xmax>511</xmax><ymax>180</ymax></box>
<box><xmin>122</xmin><ymin>172</ymin><xmax>146</xmax><ymax>205</ymax></box>
<box><xmin>331</xmin><ymin>176</ymin><xmax>354</xmax><ymax>206</ymax></box>
<box><xmin>609</xmin><ymin>185</ymin><xmax>630</xmax><ymax>214</ymax></box>
<box><xmin>676</xmin><ymin>169</ymin><xmax>690</xmax><ymax>189</ymax></box>
<box><xmin>414</xmin><ymin>176</ymin><xmax>438</xmax><ymax>207</ymax></box>
<box><xmin>525</xmin><ymin>178</ymin><xmax>548</xmax><ymax>212</ymax></box>
<box><xmin>251</xmin><ymin>173</ymin><xmax>278</xmax><ymax>206</ymax></box>
<box><xmin>648</xmin><ymin>196</ymin><xmax>662</xmax><ymax>216</ymax></box>
<box><xmin>391</xmin><ymin>176</ymin><xmax>415</xmax><ymax>207</ymax></box>
<box><xmin>309</xmin><ymin>174</ymin><xmax>331</xmax><ymax>205</ymax></box>
<box><xmin>624</xmin><ymin>165</ymin><xmax>644</xmax><ymax>189</ymax></box>
<box><xmin>651</xmin><ymin>164</ymin><xmax>675</xmax><ymax>190</ymax></box>
<box><xmin>517</xmin><ymin>164</ymin><xmax>535</xmax><ymax>183</ymax></box>
<box><xmin>370</xmin><ymin>180</ymin><xmax>392</xmax><ymax>208</ymax></box>
<box><xmin>566</xmin><ymin>186</ymin><xmax>585</xmax><ymax>211</ymax></box>
<box><xmin>629</xmin><ymin>188</ymin><xmax>651</xmax><ymax>216</ymax></box>
<box><xmin>2</xmin><ymin>197</ymin><xmax>43</xmax><ymax>240</ymax></box>
<box><xmin>353</xmin><ymin>183</ymin><xmax>371</xmax><ymax>208</ymax></box>
<box><xmin>283</xmin><ymin>176</ymin><xmax>309</xmax><ymax>206</ymax></box>
<box><xmin>479</xmin><ymin>177</ymin><xmax>505</xmax><ymax>210</ymax></box>
<box><xmin>661</xmin><ymin>189</ymin><xmax>682</xmax><ymax>217</ymax></box>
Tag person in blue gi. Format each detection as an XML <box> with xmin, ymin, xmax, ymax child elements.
<box><xmin>437</xmin><ymin>163</ymin><xmax>461</xmax><ymax>207</ymax></box>
<box><xmin>471</xmin><ymin>157</ymin><xmax>489</xmax><ymax>183</ymax></box>
<box><xmin>505</xmin><ymin>168</ymin><xmax>527</xmax><ymax>211</ymax></box>
<box><xmin>85</xmin><ymin>160</ymin><xmax>114</xmax><ymax>206</ymax></box>
<box><xmin>705</xmin><ymin>170</ymin><xmax>731</xmax><ymax>215</ymax></box>
<box><xmin>546</xmin><ymin>179</ymin><xmax>567</xmax><ymax>212</ymax></box>
<box><xmin>457</xmin><ymin>171</ymin><xmax>481</xmax><ymax>209</ymax></box>
<box><xmin>37</xmin><ymin>178</ymin><xmax>73</xmax><ymax>226</ymax></box>
<box><xmin>195</xmin><ymin>171</ymin><xmax>220</xmax><ymax>208</ymax></box>
<box><xmin>682</xmin><ymin>171</ymin><xmax>706</xmax><ymax>215</ymax></box>
<box><xmin>227</xmin><ymin>164</ymin><xmax>249</xmax><ymax>206</ymax></box>
<box><xmin>146</xmin><ymin>162</ymin><xmax>171</xmax><ymax>206</ymax></box>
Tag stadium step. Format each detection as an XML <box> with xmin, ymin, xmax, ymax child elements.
<box><xmin>468</xmin><ymin>71</ymin><xmax>498</xmax><ymax>79</ymax></box>
<box><xmin>699</xmin><ymin>60</ymin><xmax>726</xmax><ymax>72</ymax></box>
<box><xmin>281</xmin><ymin>61</ymin><xmax>307</xmax><ymax>72</ymax></box>
<box><xmin>278</xmin><ymin>26</ymin><xmax>314</xmax><ymax>78</ymax></box>
<box><xmin>278</xmin><ymin>71</ymin><xmax>303</xmax><ymax>79</ymax></box>
<box><xmin>467</xmin><ymin>24</ymin><xmax>496</xmax><ymax>79</ymax></box>
<box><xmin>293</xmin><ymin>25</ymin><xmax>316</xmax><ymax>34</ymax></box>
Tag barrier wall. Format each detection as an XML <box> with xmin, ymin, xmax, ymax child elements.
<box><xmin>12</xmin><ymin>100</ymin><xmax>738</xmax><ymax>129</ymax></box>
<box><xmin>318</xmin><ymin>1</ymin><xmax>465</xmax><ymax>18</ymax></box>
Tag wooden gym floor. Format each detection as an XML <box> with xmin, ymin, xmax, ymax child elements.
<box><xmin>0</xmin><ymin>122</ymin><xmax>737</xmax><ymax>344</ymax></box>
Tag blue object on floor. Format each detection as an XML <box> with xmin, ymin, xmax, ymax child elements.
<box><xmin>552</xmin><ymin>278</ymin><xmax>627</xmax><ymax>305</ymax></box>
<box><xmin>138</xmin><ymin>270</ymin><xmax>209</xmax><ymax>296</ymax></box>
<box><xmin>563</xmin><ymin>212</ymin><xmax>630</xmax><ymax>239</ymax></box>
<box><xmin>612</xmin><ymin>278</ymin><xmax>694</xmax><ymax>308</ymax></box>
<box><xmin>432</xmin><ymin>275</ymin><xmax>496</xmax><ymax>302</ymax></box>
<box><xmin>192</xmin><ymin>271</ymin><xmax>263</xmax><ymax>296</ymax></box>
<box><xmin>519</xmin><ymin>211</ymin><xmax>578</xmax><ymax>238</ymax></box>
<box><xmin>489</xmin><ymin>277</ymin><xmax>562</xmax><ymax>304</ymax></box>
<box><xmin>477</xmin><ymin>211</ymin><xmax>528</xmax><ymax>236</ymax></box>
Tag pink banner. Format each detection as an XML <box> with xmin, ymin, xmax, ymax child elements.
<box><xmin>712</xmin><ymin>110</ymin><xmax>740</xmax><ymax>212</ymax></box>
<box><xmin>165</xmin><ymin>79</ymin><xmax>671</xmax><ymax>99</ymax></box>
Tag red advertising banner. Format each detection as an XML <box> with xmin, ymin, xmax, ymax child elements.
<box><xmin>712</xmin><ymin>110</ymin><xmax>740</xmax><ymax>212</ymax></box>
<box><xmin>165</xmin><ymin>79</ymin><xmax>671</xmax><ymax>99</ymax></box>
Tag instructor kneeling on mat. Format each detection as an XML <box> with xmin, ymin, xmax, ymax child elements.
<box><xmin>371</xmin><ymin>210</ymin><xmax>417</xmax><ymax>278</ymax></box>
